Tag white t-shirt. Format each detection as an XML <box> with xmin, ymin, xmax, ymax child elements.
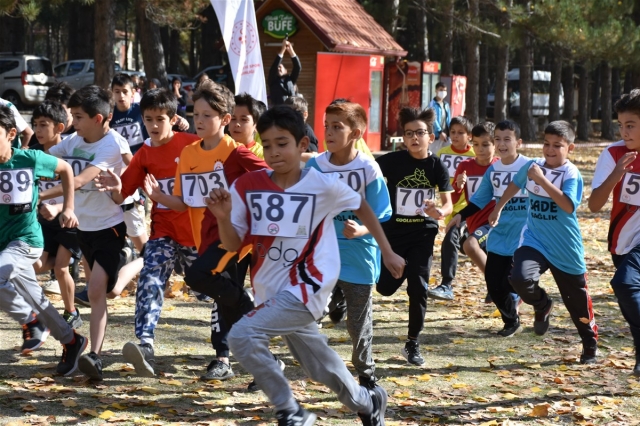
<box><xmin>49</xmin><ymin>131</ymin><xmax>124</xmax><ymax>231</ymax></box>
<box><xmin>0</xmin><ymin>98</ymin><xmax>28</xmax><ymax>133</ymax></box>
<box><xmin>230</xmin><ymin>168</ymin><xmax>362</xmax><ymax>320</ymax></box>
<box><xmin>109</xmin><ymin>129</ymin><xmax>139</xmax><ymax>204</ymax></box>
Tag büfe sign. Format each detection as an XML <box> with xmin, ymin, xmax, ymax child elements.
<box><xmin>262</xmin><ymin>9</ymin><xmax>298</xmax><ymax>38</ymax></box>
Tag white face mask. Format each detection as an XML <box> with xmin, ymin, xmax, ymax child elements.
<box><xmin>437</xmin><ymin>90</ymin><xmax>447</xmax><ymax>100</ymax></box>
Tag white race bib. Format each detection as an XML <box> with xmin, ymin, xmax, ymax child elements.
<box><xmin>324</xmin><ymin>168</ymin><xmax>366</xmax><ymax>196</ymax></box>
<box><xmin>526</xmin><ymin>166</ymin><xmax>565</xmax><ymax>198</ymax></box>
<box><xmin>38</xmin><ymin>180</ymin><xmax>64</xmax><ymax>206</ymax></box>
<box><xmin>114</xmin><ymin>122</ymin><xmax>144</xmax><ymax>147</ymax></box>
<box><xmin>156</xmin><ymin>177</ymin><xmax>175</xmax><ymax>210</ymax></box>
<box><xmin>440</xmin><ymin>153</ymin><xmax>466</xmax><ymax>177</ymax></box>
<box><xmin>490</xmin><ymin>170</ymin><xmax>516</xmax><ymax>197</ymax></box>
<box><xmin>620</xmin><ymin>172</ymin><xmax>640</xmax><ymax>207</ymax></box>
<box><xmin>247</xmin><ymin>191</ymin><xmax>315</xmax><ymax>238</ymax></box>
<box><xmin>466</xmin><ymin>176</ymin><xmax>483</xmax><ymax>199</ymax></box>
<box><xmin>181</xmin><ymin>170</ymin><xmax>229</xmax><ymax>208</ymax></box>
<box><xmin>63</xmin><ymin>156</ymin><xmax>96</xmax><ymax>191</ymax></box>
<box><xmin>0</xmin><ymin>168</ymin><xmax>33</xmax><ymax>205</ymax></box>
<box><xmin>395</xmin><ymin>187</ymin><xmax>435</xmax><ymax>217</ymax></box>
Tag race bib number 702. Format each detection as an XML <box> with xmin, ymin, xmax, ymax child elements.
<box><xmin>395</xmin><ymin>187</ymin><xmax>435</xmax><ymax>217</ymax></box>
<box><xmin>247</xmin><ymin>191</ymin><xmax>315</xmax><ymax>238</ymax></box>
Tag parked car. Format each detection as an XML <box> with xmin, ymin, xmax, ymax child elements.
<box><xmin>0</xmin><ymin>53</ymin><xmax>55</xmax><ymax>109</ymax></box>
<box><xmin>54</xmin><ymin>60</ymin><xmax>122</xmax><ymax>90</ymax></box>
<box><xmin>487</xmin><ymin>69</ymin><xmax>564</xmax><ymax>117</ymax></box>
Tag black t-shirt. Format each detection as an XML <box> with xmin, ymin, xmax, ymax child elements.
<box><xmin>376</xmin><ymin>150</ymin><xmax>452</xmax><ymax>235</ymax></box>
<box><xmin>304</xmin><ymin>122</ymin><xmax>318</xmax><ymax>153</ymax></box>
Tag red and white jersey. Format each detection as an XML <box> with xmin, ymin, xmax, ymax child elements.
<box><xmin>231</xmin><ymin>168</ymin><xmax>362</xmax><ymax>319</ymax></box>
<box><xmin>592</xmin><ymin>140</ymin><xmax>640</xmax><ymax>255</ymax></box>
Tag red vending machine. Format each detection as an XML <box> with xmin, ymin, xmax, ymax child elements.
<box><xmin>386</xmin><ymin>60</ymin><xmax>422</xmax><ymax>139</ymax></box>
<box><xmin>439</xmin><ymin>75</ymin><xmax>468</xmax><ymax>117</ymax></box>
<box><xmin>421</xmin><ymin>62</ymin><xmax>441</xmax><ymax>110</ymax></box>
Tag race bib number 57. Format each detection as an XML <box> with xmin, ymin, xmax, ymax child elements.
<box><xmin>247</xmin><ymin>191</ymin><xmax>315</xmax><ymax>238</ymax></box>
<box><xmin>395</xmin><ymin>187</ymin><xmax>435</xmax><ymax>217</ymax></box>
<box><xmin>181</xmin><ymin>171</ymin><xmax>228</xmax><ymax>208</ymax></box>
<box><xmin>0</xmin><ymin>168</ymin><xmax>33</xmax><ymax>205</ymax></box>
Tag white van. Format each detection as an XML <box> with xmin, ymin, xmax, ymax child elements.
<box><xmin>487</xmin><ymin>69</ymin><xmax>564</xmax><ymax>117</ymax></box>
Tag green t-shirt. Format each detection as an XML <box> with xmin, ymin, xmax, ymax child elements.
<box><xmin>0</xmin><ymin>148</ymin><xmax>59</xmax><ymax>252</ymax></box>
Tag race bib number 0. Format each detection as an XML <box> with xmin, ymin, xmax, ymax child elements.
<box><xmin>181</xmin><ymin>171</ymin><xmax>228</xmax><ymax>208</ymax></box>
<box><xmin>0</xmin><ymin>168</ymin><xmax>33</xmax><ymax>205</ymax></box>
<box><xmin>526</xmin><ymin>166</ymin><xmax>565</xmax><ymax>198</ymax></box>
<box><xmin>38</xmin><ymin>180</ymin><xmax>64</xmax><ymax>206</ymax></box>
<box><xmin>324</xmin><ymin>168</ymin><xmax>366</xmax><ymax>196</ymax></box>
<box><xmin>620</xmin><ymin>172</ymin><xmax>640</xmax><ymax>206</ymax></box>
<box><xmin>247</xmin><ymin>192</ymin><xmax>315</xmax><ymax>238</ymax></box>
<box><xmin>466</xmin><ymin>176</ymin><xmax>483</xmax><ymax>199</ymax></box>
<box><xmin>395</xmin><ymin>187</ymin><xmax>435</xmax><ymax>217</ymax></box>
<box><xmin>156</xmin><ymin>177</ymin><xmax>175</xmax><ymax>209</ymax></box>
<box><xmin>114</xmin><ymin>122</ymin><xmax>143</xmax><ymax>147</ymax></box>
<box><xmin>440</xmin><ymin>154</ymin><xmax>466</xmax><ymax>177</ymax></box>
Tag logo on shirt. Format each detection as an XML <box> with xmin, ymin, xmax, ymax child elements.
<box><xmin>268</xmin><ymin>223</ymin><xmax>279</xmax><ymax>235</ymax></box>
<box><xmin>3</xmin><ymin>194</ymin><xmax>11</xmax><ymax>203</ymax></box>
<box><xmin>190</xmin><ymin>166</ymin><xmax>197</xmax><ymax>171</ymax></box>
<box><xmin>533</xmin><ymin>185</ymin><xmax>540</xmax><ymax>194</ymax></box>
<box><xmin>214</xmin><ymin>160</ymin><xmax>224</xmax><ymax>171</ymax></box>
<box><xmin>397</xmin><ymin>169</ymin><xmax>433</xmax><ymax>189</ymax></box>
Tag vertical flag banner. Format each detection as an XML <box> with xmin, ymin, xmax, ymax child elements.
<box><xmin>211</xmin><ymin>0</ymin><xmax>268</xmax><ymax>104</ymax></box>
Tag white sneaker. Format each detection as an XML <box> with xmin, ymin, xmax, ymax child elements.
<box><xmin>41</xmin><ymin>279</ymin><xmax>61</xmax><ymax>295</ymax></box>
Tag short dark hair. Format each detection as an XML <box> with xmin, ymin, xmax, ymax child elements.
<box><xmin>495</xmin><ymin>120</ymin><xmax>521</xmax><ymax>139</ymax></box>
<box><xmin>45</xmin><ymin>82</ymin><xmax>75</xmax><ymax>105</ymax></box>
<box><xmin>435</xmin><ymin>82</ymin><xmax>446</xmax><ymax>90</ymax></box>
<box><xmin>234</xmin><ymin>93</ymin><xmax>263</xmax><ymax>123</ymax></box>
<box><xmin>325</xmin><ymin>102</ymin><xmax>368</xmax><ymax>131</ymax></box>
<box><xmin>192</xmin><ymin>80</ymin><xmax>235</xmax><ymax>115</ymax></box>
<box><xmin>544</xmin><ymin>120</ymin><xmax>575</xmax><ymax>144</ymax></box>
<box><xmin>140</xmin><ymin>88</ymin><xmax>178</xmax><ymax>118</ymax></box>
<box><xmin>0</xmin><ymin>104</ymin><xmax>16</xmax><ymax>135</ymax></box>
<box><xmin>471</xmin><ymin>122</ymin><xmax>496</xmax><ymax>140</ymax></box>
<box><xmin>171</xmin><ymin>76</ymin><xmax>182</xmax><ymax>85</ymax></box>
<box><xmin>450</xmin><ymin>116</ymin><xmax>473</xmax><ymax>134</ymax></box>
<box><xmin>32</xmin><ymin>100</ymin><xmax>68</xmax><ymax>127</ymax></box>
<box><xmin>67</xmin><ymin>85</ymin><xmax>113</xmax><ymax>119</ymax></box>
<box><xmin>398</xmin><ymin>107</ymin><xmax>435</xmax><ymax>134</ymax></box>
<box><xmin>256</xmin><ymin>105</ymin><xmax>305</xmax><ymax>144</ymax></box>
<box><xmin>111</xmin><ymin>73</ymin><xmax>133</xmax><ymax>89</ymax></box>
<box><xmin>284</xmin><ymin>96</ymin><xmax>308</xmax><ymax>115</ymax></box>
<box><xmin>615</xmin><ymin>89</ymin><xmax>640</xmax><ymax>117</ymax></box>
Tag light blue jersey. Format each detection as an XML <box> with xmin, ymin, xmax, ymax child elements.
<box><xmin>513</xmin><ymin>158</ymin><xmax>586</xmax><ymax>275</ymax></box>
<box><xmin>307</xmin><ymin>152</ymin><xmax>391</xmax><ymax>284</ymax></box>
<box><xmin>470</xmin><ymin>155</ymin><xmax>530</xmax><ymax>256</ymax></box>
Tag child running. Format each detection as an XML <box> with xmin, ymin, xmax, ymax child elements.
<box><xmin>230</xmin><ymin>93</ymin><xmax>266</xmax><ymax>159</ymax></box>
<box><xmin>306</xmin><ymin>101</ymin><xmax>391</xmax><ymax>389</ymax></box>
<box><xmin>489</xmin><ymin>121</ymin><xmax>598</xmax><ymax>363</ymax></box>
<box><xmin>0</xmin><ymin>104</ymin><xmax>87</xmax><ymax>375</ymax></box>
<box><xmin>207</xmin><ymin>105</ymin><xmax>405</xmax><ymax>426</ymax></box>
<box><xmin>376</xmin><ymin>107</ymin><xmax>453</xmax><ymax>366</ymax></box>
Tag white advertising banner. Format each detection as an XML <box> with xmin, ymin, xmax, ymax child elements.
<box><xmin>211</xmin><ymin>0</ymin><xmax>268</xmax><ymax>104</ymax></box>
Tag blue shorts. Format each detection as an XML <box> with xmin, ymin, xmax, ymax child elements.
<box><xmin>611</xmin><ymin>244</ymin><xmax>640</xmax><ymax>286</ymax></box>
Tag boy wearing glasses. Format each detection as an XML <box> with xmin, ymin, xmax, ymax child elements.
<box><xmin>376</xmin><ymin>107</ymin><xmax>453</xmax><ymax>366</ymax></box>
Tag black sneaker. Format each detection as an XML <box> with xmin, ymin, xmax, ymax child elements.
<box><xmin>200</xmin><ymin>360</ymin><xmax>234</xmax><ymax>381</ymax></box>
<box><xmin>122</xmin><ymin>342</ymin><xmax>155</xmax><ymax>377</ymax></box>
<box><xmin>428</xmin><ymin>284</ymin><xmax>454</xmax><ymax>301</ymax></box>
<box><xmin>359</xmin><ymin>375</ymin><xmax>377</xmax><ymax>390</ymax></box>
<box><xmin>328</xmin><ymin>300</ymin><xmax>347</xmax><ymax>324</ymax></box>
<box><xmin>401</xmin><ymin>340</ymin><xmax>424</xmax><ymax>366</ymax></box>
<box><xmin>484</xmin><ymin>292</ymin><xmax>493</xmax><ymax>304</ymax></box>
<box><xmin>358</xmin><ymin>385</ymin><xmax>388</xmax><ymax>426</ymax></box>
<box><xmin>275</xmin><ymin>405</ymin><xmax>317</xmax><ymax>426</ymax></box>
<box><xmin>57</xmin><ymin>331</ymin><xmax>87</xmax><ymax>375</ymax></box>
<box><xmin>580</xmin><ymin>346</ymin><xmax>598</xmax><ymax>364</ymax></box>
<box><xmin>74</xmin><ymin>289</ymin><xmax>91</xmax><ymax>307</ymax></box>
<box><xmin>248</xmin><ymin>355</ymin><xmax>285</xmax><ymax>392</ymax></box>
<box><xmin>497</xmin><ymin>321</ymin><xmax>522</xmax><ymax>338</ymax></box>
<box><xmin>78</xmin><ymin>352</ymin><xmax>103</xmax><ymax>380</ymax></box>
<box><xmin>63</xmin><ymin>309</ymin><xmax>83</xmax><ymax>329</ymax></box>
<box><xmin>534</xmin><ymin>299</ymin><xmax>554</xmax><ymax>336</ymax></box>
<box><xmin>21</xmin><ymin>319</ymin><xmax>50</xmax><ymax>354</ymax></box>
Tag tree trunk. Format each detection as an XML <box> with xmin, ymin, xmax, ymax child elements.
<box><xmin>136</xmin><ymin>0</ymin><xmax>168</xmax><ymax>86</ymax></box>
<box><xmin>577</xmin><ymin>62</ymin><xmax>590</xmax><ymax>141</ymax></box>
<box><xmin>464</xmin><ymin>0</ymin><xmax>479</xmax><ymax>122</ymax></box>
<box><xmin>380</xmin><ymin>0</ymin><xmax>399</xmax><ymax>36</ymax></box>
<box><xmin>189</xmin><ymin>27</ymin><xmax>197</xmax><ymax>76</ymax></box>
<box><xmin>561</xmin><ymin>62</ymin><xmax>574</xmax><ymax>121</ymax></box>
<box><xmin>478</xmin><ymin>43</ymin><xmax>488</xmax><ymax>120</ymax></box>
<box><xmin>94</xmin><ymin>0</ymin><xmax>116</xmax><ymax>89</ymax></box>
<box><xmin>160</xmin><ymin>26</ymin><xmax>170</xmax><ymax>69</ymax></box>
<box><xmin>612</xmin><ymin>67</ymin><xmax>621</xmax><ymax>98</ymax></box>
<box><xmin>441</xmin><ymin>0</ymin><xmax>454</xmax><ymax>75</ymax></box>
<box><xmin>67</xmin><ymin>3</ymin><xmax>95</xmax><ymax>60</ymax></box>
<box><xmin>601</xmin><ymin>62</ymin><xmax>614</xmax><ymax>140</ymax></box>
<box><xmin>519</xmin><ymin>31</ymin><xmax>536</xmax><ymax>141</ymax></box>
<box><xmin>134</xmin><ymin>12</ymin><xmax>140</xmax><ymax>70</ymax></box>
<box><xmin>624</xmin><ymin>70</ymin><xmax>634</xmax><ymax>94</ymax></box>
<box><xmin>169</xmin><ymin>29</ymin><xmax>181</xmax><ymax>74</ymax></box>
<box><xmin>200</xmin><ymin>5</ymin><xmax>223</xmax><ymax>68</ymax></box>
<box><xmin>548</xmin><ymin>54</ymin><xmax>562</xmax><ymax>122</ymax></box>
<box><xmin>591</xmin><ymin>64</ymin><xmax>601</xmax><ymax>119</ymax></box>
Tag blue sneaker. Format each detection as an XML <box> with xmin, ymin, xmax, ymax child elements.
<box><xmin>74</xmin><ymin>289</ymin><xmax>91</xmax><ymax>307</ymax></box>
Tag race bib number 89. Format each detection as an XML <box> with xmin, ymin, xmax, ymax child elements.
<box><xmin>620</xmin><ymin>172</ymin><xmax>640</xmax><ymax>206</ymax></box>
<box><xmin>0</xmin><ymin>168</ymin><xmax>33</xmax><ymax>205</ymax></box>
<box><xmin>38</xmin><ymin>180</ymin><xmax>64</xmax><ymax>206</ymax></box>
<box><xmin>395</xmin><ymin>187</ymin><xmax>435</xmax><ymax>216</ymax></box>
<box><xmin>247</xmin><ymin>191</ymin><xmax>315</xmax><ymax>238</ymax></box>
<box><xmin>181</xmin><ymin>171</ymin><xmax>228</xmax><ymax>208</ymax></box>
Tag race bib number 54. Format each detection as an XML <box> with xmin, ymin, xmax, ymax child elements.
<box><xmin>247</xmin><ymin>191</ymin><xmax>315</xmax><ymax>238</ymax></box>
<box><xmin>181</xmin><ymin>171</ymin><xmax>228</xmax><ymax>208</ymax></box>
<box><xmin>395</xmin><ymin>187</ymin><xmax>435</xmax><ymax>217</ymax></box>
<box><xmin>0</xmin><ymin>168</ymin><xmax>33</xmax><ymax>205</ymax></box>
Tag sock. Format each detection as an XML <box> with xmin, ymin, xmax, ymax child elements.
<box><xmin>67</xmin><ymin>309</ymin><xmax>77</xmax><ymax>316</ymax></box>
<box><xmin>140</xmin><ymin>338</ymin><xmax>153</xmax><ymax>347</ymax></box>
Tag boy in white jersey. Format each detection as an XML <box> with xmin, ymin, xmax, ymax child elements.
<box><xmin>206</xmin><ymin>106</ymin><xmax>405</xmax><ymax>426</ymax></box>
<box><xmin>306</xmin><ymin>101</ymin><xmax>391</xmax><ymax>389</ymax></box>
<box><xmin>489</xmin><ymin>121</ymin><xmax>598</xmax><ymax>363</ymax></box>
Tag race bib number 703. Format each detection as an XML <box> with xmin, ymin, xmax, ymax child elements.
<box><xmin>181</xmin><ymin>171</ymin><xmax>228</xmax><ymax>208</ymax></box>
<box><xmin>0</xmin><ymin>168</ymin><xmax>33</xmax><ymax>205</ymax></box>
<box><xmin>247</xmin><ymin>191</ymin><xmax>315</xmax><ymax>238</ymax></box>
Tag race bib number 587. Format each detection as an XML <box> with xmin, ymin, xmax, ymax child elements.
<box><xmin>0</xmin><ymin>168</ymin><xmax>33</xmax><ymax>205</ymax></box>
<box><xmin>247</xmin><ymin>191</ymin><xmax>315</xmax><ymax>238</ymax></box>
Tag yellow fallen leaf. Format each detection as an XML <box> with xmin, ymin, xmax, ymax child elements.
<box><xmin>530</xmin><ymin>403</ymin><xmax>550</xmax><ymax>417</ymax></box>
<box><xmin>388</xmin><ymin>378</ymin><xmax>415</xmax><ymax>387</ymax></box>
<box><xmin>525</xmin><ymin>363</ymin><xmax>542</xmax><ymax>369</ymax></box>
<box><xmin>506</xmin><ymin>348</ymin><xmax>517</xmax><ymax>352</ymax></box>
<box><xmin>530</xmin><ymin>387</ymin><xmax>542</xmax><ymax>392</ymax></box>
<box><xmin>21</xmin><ymin>359</ymin><xmax>39</xmax><ymax>365</ymax></box>
<box><xmin>166</xmin><ymin>305</ymin><xmax>176</xmax><ymax>311</ymax></box>
<box><xmin>490</xmin><ymin>309</ymin><xmax>501</xmax><ymax>318</ymax></box>
<box><xmin>159</xmin><ymin>379</ymin><xmax>182</xmax><ymax>386</ymax></box>
<box><xmin>417</xmin><ymin>374</ymin><xmax>431</xmax><ymax>381</ymax></box>
<box><xmin>480</xmin><ymin>421</ymin><xmax>498</xmax><ymax>426</ymax></box>
<box><xmin>452</xmin><ymin>339</ymin><xmax>465</xmax><ymax>344</ymax></box>
<box><xmin>475</xmin><ymin>347</ymin><xmax>486</xmax><ymax>352</ymax></box>
<box><xmin>452</xmin><ymin>383</ymin><xmax>469</xmax><ymax>389</ymax></box>
<box><xmin>502</xmin><ymin>392</ymin><xmax>519</xmax><ymax>400</ymax></box>
<box><xmin>139</xmin><ymin>386</ymin><xmax>161</xmax><ymax>395</ymax></box>
<box><xmin>215</xmin><ymin>398</ymin><xmax>234</xmax><ymax>405</ymax></box>
<box><xmin>579</xmin><ymin>317</ymin><xmax>590</xmax><ymax>324</ymax></box>
<box><xmin>574</xmin><ymin>406</ymin><xmax>593</xmax><ymax>418</ymax></box>
<box><xmin>62</xmin><ymin>400</ymin><xmax>78</xmax><ymax>407</ymax></box>
<box><xmin>80</xmin><ymin>408</ymin><xmax>99</xmax><ymax>417</ymax></box>
<box><xmin>473</xmin><ymin>396</ymin><xmax>490</xmax><ymax>402</ymax></box>
<box><xmin>99</xmin><ymin>410</ymin><xmax>115</xmax><ymax>420</ymax></box>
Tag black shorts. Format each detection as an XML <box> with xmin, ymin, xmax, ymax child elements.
<box><xmin>77</xmin><ymin>222</ymin><xmax>126</xmax><ymax>293</ymax></box>
<box><xmin>468</xmin><ymin>224</ymin><xmax>490</xmax><ymax>252</ymax></box>
<box><xmin>40</xmin><ymin>215</ymin><xmax>81</xmax><ymax>259</ymax></box>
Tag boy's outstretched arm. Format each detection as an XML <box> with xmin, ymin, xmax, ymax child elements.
<box><xmin>488</xmin><ymin>181</ymin><xmax>521</xmax><ymax>227</ymax></box>
<box><xmin>205</xmin><ymin>187</ymin><xmax>242</xmax><ymax>252</ymax></box>
<box><xmin>55</xmin><ymin>158</ymin><xmax>79</xmax><ymax>229</ymax></box>
<box><xmin>144</xmin><ymin>174</ymin><xmax>188</xmax><ymax>212</ymax></box>
<box><xmin>589</xmin><ymin>152</ymin><xmax>637</xmax><ymax>212</ymax></box>
<box><xmin>354</xmin><ymin>199</ymin><xmax>405</xmax><ymax>279</ymax></box>
<box><xmin>528</xmin><ymin>163</ymin><xmax>574</xmax><ymax>213</ymax></box>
